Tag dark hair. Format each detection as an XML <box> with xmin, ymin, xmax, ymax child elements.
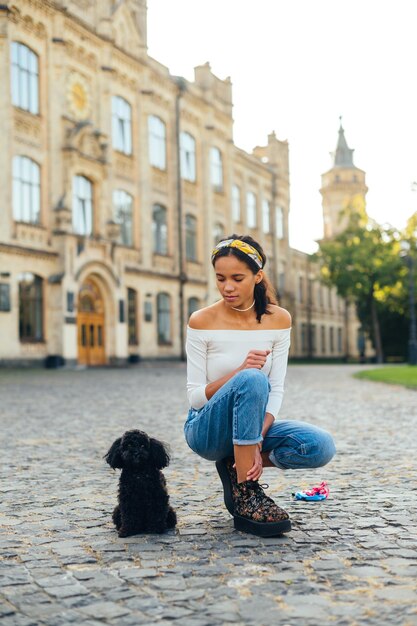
<box><xmin>211</xmin><ymin>234</ymin><xmax>278</xmax><ymax>323</ymax></box>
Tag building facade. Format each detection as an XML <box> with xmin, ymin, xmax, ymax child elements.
<box><xmin>0</xmin><ymin>0</ymin><xmax>364</xmax><ymax>366</ymax></box>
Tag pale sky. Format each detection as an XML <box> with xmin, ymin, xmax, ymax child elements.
<box><xmin>147</xmin><ymin>0</ymin><xmax>417</xmax><ymax>253</ymax></box>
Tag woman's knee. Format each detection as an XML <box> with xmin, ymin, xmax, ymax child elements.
<box><xmin>269</xmin><ymin>426</ymin><xmax>336</xmax><ymax>470</ymax></box>
<box><xmin>310</xmin><ymin>430</ymin><xmax>336</xmax><ymax>467</ymax></box>
<box><xmin>233</xmin><ymin>368</ymin><xmax>269</xmax><ymax>396</ymax></box>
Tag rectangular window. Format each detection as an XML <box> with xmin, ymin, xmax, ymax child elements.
<box><xmin>329</xmin><ymin>327</ymin><xmax>334</xmax><ymax>353</ymax></box>
<box><xmin>157</xmin><ymin>293</ymin><xmax>171</xmax><ymax>344</ymax></box>
<box><xmin>148</xmin><ymin>115</ymin><xmax>166</xmax><ymax>170</ymax></box>
<box><xmin>0</xmin><ymin>284</ymin><xmax>11</xmax><ymax>312</ymax></box>
<box><xmin>112</xmin><ymin>96</ymin><xmax>132</xmax><ymax>155</ymax></box>
<box><xmin>19</xmin><ymin>273</ymin><xmax>43</xmax><ymax>342</ymax></box>
<box><xmin>185</xmin><ymin>214</ymin><xmax>197</xmax><ymax>261</ymax></box>
<box><xmin>127</xmin><ymin>288</ymin><xmax>138</xmax><ymax>345</ymax></box>
<box><xmin>301</xmin><ymin>323</ymin><xmax>307</xmax><ymax>354</ymax></box>
<box><xmin>337</xmin><ymin>327</ymin><xmax>343</xmax><ymax>353</ymax></box>
<box><xmin>11</xmin><ymin>42</ymin><xmax>39</xmax><ymax>114</ymax></box>
<box><xmin>152</xmin><ymin>204</ymin><xmax>168</xmax><ymax>255</ymax></box>
<box><xmin>232</xmin><ymin>184</ymin><xmax>241</xmax><ymax>222</ymax></box>
<box><xmin>311</xmin><ymin>325</ymin><xmax>316</xmax><ymax>355</ymax></box>
<box><xmin>262</xmin><ymin>199</ymin><xmax>270</xmax><ymax>234</ymax></box>
<box><xmin>180</xmin><ymin>132</ymin><xmax>196</xmax><ymax>182</ymax></box>
<box><xmin>210</xmin><ymin>147</ymin><xmax>223</xmax><ymax>190</ymax></box>
<box><xmin>246</xmin><ymin>191</ymin><xmax>257</xmax><ymax>228</ymax></box>
<box><xmin>278</xmin><ymin>272</ymin><xmax>285</xmax><ymax>294</ymax></box>
<box><xmin>72</xmin><ymin>175</ymin><xmax>93</xmax><ymax>236</ymax></box>
<box><xmin>113</xmin><ymin>189</ymin><xmax>133</xmax><ymax>246</ymax></box>
<box><xmin>13</xmin><ymin>156</ymin><xmax>40</xmax><ymax>224</ymax></box>
<box><xmin>276</xmin><ymin>206</ymin><xmax>284</xmax><ymax>239</ymax></box>
<box><xmin>321</xmin><ymin>325</ymin><xmax>326</xmax><ymax>354</ymax></box>
<box><xmin>119</xmin><ymin>299</ymin><xmax>125</xmax><ymax>323</ymax></box>
<box><xmin>298</xmin><ymin>276</ymin><xmax>304</xmax><ymax>303</ymax></box>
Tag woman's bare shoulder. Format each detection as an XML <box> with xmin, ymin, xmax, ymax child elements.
<box><xmin>264</xmin><ymin>305</ymin><xmax>292</xmax><ymax>330</ymax></box>
<box><xmin>188</xmin><ymin>303</ymin><xmax>221</xmax><ymax>330</ymax></box>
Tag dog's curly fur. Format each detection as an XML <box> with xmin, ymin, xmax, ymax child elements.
<box><xmin>104</xmin><ymin>429</ymin><xmax>177</xmax><ymax>537</ymax></box>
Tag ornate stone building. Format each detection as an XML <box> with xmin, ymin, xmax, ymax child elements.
<box><xmin>0</xmin><ymin>0</ymin><xmax>364</xmax><ymax>366</ymax></box>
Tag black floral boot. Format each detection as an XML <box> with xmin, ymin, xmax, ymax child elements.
<box><xmin>233</xmin><ymin>480</ymin><xmax>291</xmax><ymax>537</ymax></box>
<box><xmin>215</xmin><ymin>457</ymin><xmax>238</xmax><ymax>515</ymax></box>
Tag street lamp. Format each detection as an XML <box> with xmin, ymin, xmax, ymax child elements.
<box><xmin>400</xmin><ymin>240</ymin><xmax>417</xmax><ymax>365</ymax></box>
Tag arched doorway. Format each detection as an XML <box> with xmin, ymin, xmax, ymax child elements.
<box><xmin>77</xmin><ymin>278</ymin><xmax>106</xmax><ymax>366</ymax></box>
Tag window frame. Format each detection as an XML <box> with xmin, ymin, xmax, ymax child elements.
<box><xmin>148</xmin><ymin>115</ymin><xmax>167</xmax><ymax>170</ymax></box>
<box><xmin>210</xmin><ymin>146</ymin><xmax>223</xmax><ymax>191</ymax></box>
<box><xmin>18</xmin><ymin>272</ymin><xmax>44</xmax><ymax>343</ymax></box>
<box><xmin>11</xmin><ymin>41</ymin><xmax>39</xmax><ymax>115</ymax></box>
<box><xmin>246</xmin><ymin>191</ymin><xmax>257</xmax><ymax>229</ymax></box>
<box><xmin>187</xmin><ymin>297</ymin><xmax>200</xmax><ymax>319</ymax></box>
<box><xmin>276</xmin><ymin>206</ymin><xmax>284</xmax><ymax>239</ymax></box>
<box><xmin>180</xmin><ymin>131</ymin><xmax>196</xmax><ymax>182</ymax></box>
<box><xmin>232</xmin><ymin>184</ymin><xmax>241</xmax><ymax>222</ymax></box>
<box><xmin>112</xmin><ymin>95</ymin><xmax>132</xmax><ymax>155</ymax></box>
<box><xmin>152</xmin><ymin>204</ymin><xmax>168</xmax><ymax>255</ymax></box>
<box><xmin>185</xmin><ymin>213</ymin><xmax>197</xmax><ymax>262</ymax></box>
<box><xmin>127</xmin><ymin>288</ymin><xmax>138</xmax><ymax>346</ymax></box>
<box><xmin>113</xmin><ymin>189</ymin><xmax>133</xmax><ymax>247</ymax></box>
<box><xmin>157</xmin><ymin>292</ymin><xmax>171</xmax><ymax>345</ymax></box>
<box><xmin>72</xmin><ymin>175</ymin><xmax>93</xmax><ymax>236</ymax></box>
<box><xmin>262</xmin><ymin>198</ymin><xmax>270</xmax><ymax>234</ymax></box>
<box><xmin>12</xmin><ymin>156</ymin><xmax>41</xmax><ymax>224</ymax></box>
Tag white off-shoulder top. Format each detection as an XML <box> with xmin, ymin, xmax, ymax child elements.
<box><xmin>186</xmin><ymin>326</ymin><xmax>291</xmax><ymax>418</ymax></box>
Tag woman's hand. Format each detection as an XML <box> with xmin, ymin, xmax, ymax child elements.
<box><xmin>246</xmin><ymin>443</ymin><xmax>263</xmax><ymax>482</ymax></box>
<box><xmin>238</xmin><ymin>350</ymin><xmax>271</xmax><ymax>371</ymax></box>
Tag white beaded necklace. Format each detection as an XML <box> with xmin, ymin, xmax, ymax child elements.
<box><xmin>230</xmin><ymin>300</ymin><xmax>255</xmax><ymax>312</ymax></box>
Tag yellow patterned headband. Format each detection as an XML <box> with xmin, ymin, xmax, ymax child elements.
<box><xmin>211</xmin><ymin>238</ymin><xmax>263</xmax><ymax>269</ymax></box>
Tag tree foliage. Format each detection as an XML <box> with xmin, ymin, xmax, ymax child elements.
<box><xmin>314</xmin><ymin>206</ymin><xmax>404</xmax><ymax>362</ymax></box>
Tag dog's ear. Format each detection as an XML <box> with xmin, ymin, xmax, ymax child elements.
<box><xmin>149</xmin><ymin>438</ymin><xmax>170</xmax><ymax>469</ymax></box>
<box><xmin>104</xmin><ymin>437</ymin><xmax>123</xmax><ymax>469</ymax></box>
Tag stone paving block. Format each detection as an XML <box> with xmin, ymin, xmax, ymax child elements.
<box><xmin>1</xmin><ymin>365</ymin><xmax>417</xmax><ymax>625</ymax></box>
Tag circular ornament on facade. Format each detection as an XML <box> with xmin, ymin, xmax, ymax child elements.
<box><xmin>67</xmin><ymin>72</ymin><xmax>91</xmax><ymax>120</ymax></box>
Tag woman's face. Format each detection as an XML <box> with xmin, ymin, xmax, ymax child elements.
<box><xmin>214</xmin><ymin>254</ymin><xmax>262</xmax><ymax>308</ymax></box>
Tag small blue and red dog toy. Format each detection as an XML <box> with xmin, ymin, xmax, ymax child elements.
<box><xmin>293</xmin><ymin>481</ymin><xmax>329</xmax><ymax>501</ymax></box>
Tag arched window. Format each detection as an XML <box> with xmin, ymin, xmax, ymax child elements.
<box><xmin>127</xmin><ymin>288</ymin><xmax>138</xmax><ymax>345</ymax></box>
<box><xmin>180</xmin><ymin>132</ymin><xmax>196</xmax><ymax>182</ymax></box>
<box><xmin>262</xmin><ymin>199</ymin><xmax>270</xmax><ymax>234</ymax></box>
<box><xmin>152</xmin><ymin>204</ymin><xmax>168</xmax><ymax>255</ymax></box>
<box><xmin>276</xmin><ymin>206</ymin><xmax>284</xmax><ymax>239</ymax></box>
<box><xmin>185</xmin><ymin>214</ymin><xmax>197</xmax><ymax>261</ymax></box>
<box><xmin>246</xmin><ymin>191</ymin><xmax>257</xmax><ymax>228</ymax></box>
<box><xmin>157</xmin><ymin>293</ymin><xmax>171</xmax><ymax>344</ymax></box>
<box><xmin>112</xmin><ymin>96</ymin><xmax>132</xmax><ymax>154</ymax></box>
<box><xmin>72</xmin><ymin>175</ymin><xmax>93</xmax><ymax>236</ymax></box>
<box><xmin>11</xmin><ymin>42</ymin><xmax>39</xmax><ymax>114</ymax></box>
<box><xmin>113</xmin><ymin>189</ymin><xmax>133</xmax><ymax>246</ymax></box>
<box><xmin>188</xmin><ymin>297</ymin><xmax>199</xmax><ymax>318</ymax></box>
<box><xmin>13</xmin><ymin>156</ymin><xmax>40</xmax><ymax>224</ymax></box>
<box><xmin>210</xmin><ymin>147</ymin><xmax>223</xmax><ymax>190</ymax></box>
<box><xmin>148</xmin><ymin>115</ymin><xmax>166</xmax><ymax>169</ymax></box>
<box><xmin>232</xmin><ymin>184</ymin><xmax>241</xmax><ymax>222</ymax></box>
<box><xmin>18</xmin><ymin>273</ymin><xmax>43</xmax><ymax>341</ymax></box>
<box><xmin>213</xmin><ymin>222</ymin><xmax>224</xmax><ymax>247</ymax></box>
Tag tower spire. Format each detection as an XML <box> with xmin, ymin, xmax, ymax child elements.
<box><xmin>333</xmin><ymin>117</ymin><xmax>355</xmax><ymax>168</ymax></box>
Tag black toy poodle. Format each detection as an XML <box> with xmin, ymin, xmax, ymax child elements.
<box><xmin>104</xmin><ymin>429</ymin><xmax>177</xmax><ymax>537</ymax></box>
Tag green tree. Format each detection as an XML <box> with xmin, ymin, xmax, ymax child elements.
<box><xmin>315</xmin><ymin>208</ymin><xmax>403</xmax><ymax>363</ymax></box>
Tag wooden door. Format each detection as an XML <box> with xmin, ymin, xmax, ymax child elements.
<box><xmin>77</xmin><ymin>280</ymin><xmax>106</xmax><ymax>366</ymax></box>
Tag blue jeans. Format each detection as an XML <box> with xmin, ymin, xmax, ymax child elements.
<box><xmin>184</xmin><ymin>369</ymin><xmax>336</xmax><ymax>469</ymax></box>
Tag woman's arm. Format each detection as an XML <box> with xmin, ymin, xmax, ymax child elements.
<box><xmin>205</xmin><ymin>349</ymin><xmax>271</xmax><ymax>400</ymax></box>
<box><xmin>262</xmin><ymin>412</ymin><xmax>275</xmax><ymax>437</ymax></box>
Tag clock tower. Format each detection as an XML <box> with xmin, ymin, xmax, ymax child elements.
<box><xmin>320</xmin><ymin>120</ymin><xmax>368</xmax><ymax>239</ymax></box>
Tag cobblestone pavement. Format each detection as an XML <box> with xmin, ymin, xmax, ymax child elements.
<box><xmin>1</xmin><ymin>363</ymin><xmax>416</xmax><ymax>626</ymax></box>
